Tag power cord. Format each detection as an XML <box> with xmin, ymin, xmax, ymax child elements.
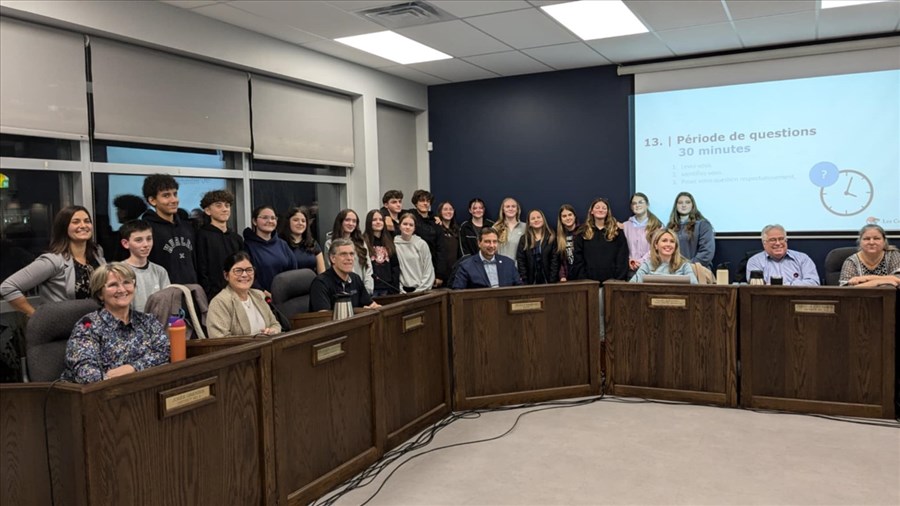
<box><xmin>43</xmin><ymin>378</ymin><xmax>63</xmax><ymax>506</ymax></box>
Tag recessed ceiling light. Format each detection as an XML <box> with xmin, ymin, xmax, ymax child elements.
<box><xmin>335</xmin><ymin>31</ymin><xmax>452</xmax><ymax>65</ymax></box>
<box><xmin>821</xmin><ymin>0</ymin><xmax>891</xmax><ymax>8</ymax></box>
<box><xmin>542</xmin><ymin>0</ymin><xmax>649</xmax><ymax>41</ymax></box>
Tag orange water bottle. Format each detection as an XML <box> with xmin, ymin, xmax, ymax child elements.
<box><xmin>168</xmin><ymin>317</ymin><xmax>186</xmax><ymax>362</ymax></box>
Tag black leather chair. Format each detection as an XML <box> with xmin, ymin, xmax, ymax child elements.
<box><xmin>824</xmin><ymin>246</ymin><xmax>857</xmax><ymax>286</ymax></box>
<box><xmin>271</xmin><ymin>269</ymin><xmax>317</xmax><ymax>318</ymax></box>
<box><xmin>25</xmin><ymin>299</ymin><xmax>99</xmax><ymax>382</ymax></box>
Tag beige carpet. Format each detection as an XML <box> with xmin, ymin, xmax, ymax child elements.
<box><xmin>324</xmin><ymin>397</ymin><xmax>900</xmax><ymax>506</ymax></box>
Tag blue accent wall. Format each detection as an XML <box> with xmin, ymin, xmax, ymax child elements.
<box><xmin>427</xmin><ymin>65</ymin><xmax>861</xmax><ymax>282</ymax></box>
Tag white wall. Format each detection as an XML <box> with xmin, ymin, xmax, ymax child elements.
<box><xmin>0</xmin><ymin>0</ymin><xmax>429</xmax><ymax>214</ymax></box>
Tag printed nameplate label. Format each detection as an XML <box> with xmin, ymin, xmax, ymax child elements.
<box><xmin>313</xmin><ymin>336</ymin><xmax>347</xmax><ymax>365</ymax></box>
<box><xmin>650</xmin><ymin>297</ymin><xmax>687</xmax><ymax>308</ymax></box>
<box><xmin>159</xmin><ymin>377</ymin><xmax>217</xmax><ymax>418</ymax></box>
<box><xmin>508</xmin><ymin>299</ymin><xmax>544</xmax><ymax>314</ymax></box>
<box><xmin>794</xmin><ymin>302</ymin><xmax>836</xmax><ymax>314</ymax></box>
<box><xmin>402</xmin><ymin>312</ymin><xmax>425</xmax><ymax>333</ymax></box>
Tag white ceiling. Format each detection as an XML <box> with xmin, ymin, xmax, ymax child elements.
<box><xmin>162</xmin><ymin>0</ymin><xmax>900</xmax><ymax>85</ymax></box>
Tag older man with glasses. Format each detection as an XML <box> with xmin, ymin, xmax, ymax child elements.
<box><xmin>309</xmin><ymin>238</ymin><xmax>381</xmax><ymax>311</ymax></box>
<box><xmin>745</xmin><ymin>224</ymin><xmax>820</xmax><ymax>286</ymax></box>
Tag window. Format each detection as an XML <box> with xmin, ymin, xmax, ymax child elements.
<box><xmin>92</xmin><ymin>140</ymin><xmax>237</xmax><ymax>169</ymax></box>
<box><xmin>251</xmin><ymin>158</ymin><xmax>346</xmax><ymax>177</ymax></box>
<box><xmin>250</xmin><ymin>180</ymin><xmax>345</xmax><ymax>248</ymax></box>
<box><xmin>0</xmin><ymin>134</ymin><xmax>80</xmax><ymax>161</ymax></box>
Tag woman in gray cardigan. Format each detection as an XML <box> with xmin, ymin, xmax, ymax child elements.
<box><xmin>1</xmin><ymin>206</ymin><xmax>105</xmax><ymax>316</ymax></box>
<box><xmin>207</xmin><ymin>252</ymin><xmax>281</xmax><ymax>338</ymax></box>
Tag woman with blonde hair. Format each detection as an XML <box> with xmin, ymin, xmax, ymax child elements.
<box><xmin>839</xmin><ymin>224</ymin><xmax>900</xmax><ymax>287</ymax></box>
<box><xmin>623</xmin><ymin>192</ymin><xmax>662</xmax><ymax>274</ymax></box>
<box><xmin>493</xmin><ymin>197</ymin><xmax>526</xmax><ymax>265</ymax></box>
<box><xmin>630</xmin><ymin>229</ymin><xmax>698</xmax><ymax>284</ymax></box>
<box><xmin>517</xmin><ymin>209</ymin><xmax>558</xmax><ymax>284</ymax></box>
<box><xmin>572</xmin><ymin>198</ymin><xmax>628</xmax><ymax>283</ymax></box>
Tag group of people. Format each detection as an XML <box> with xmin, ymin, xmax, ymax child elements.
<box><xmin>2</xmin><ymin>176</ymin><xmax>898</xmax><ymax>384</ymax></box>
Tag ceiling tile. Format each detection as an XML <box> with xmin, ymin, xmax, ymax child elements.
<box><xmin>624</xmin><ymin>0</ymin><xmax>729</xmax><ymax>31</ymax></box>
<box><xmin>725</xmin><ymin>0</ymin><xmax>816</xmax><ymax>21</ymax></box>
<box><xmin>409</xmin><ymin>58</ymin><xmax>500</xmax><ymax>81</ymax></box>
<box><xmin>464</xmin><ymin>8</ymin><xmax>578</xmax><ymax>49</ymax></box>
<box><xmin>397</xmin><ymin>20</ymin><xmax>511</xmax><ymax>57</ymax></box>
<box><xmin>301</xmin><ymin>39</ymin><xmax>398</xmax><ymax>68</ymax></box>
<box><xmin>379</xmin><ymin>65</ymin><xmax>450</xmax><ymax>85</ymax></box>
<box><xmin>430</xmin><ymin>0</ymin><xmax>532</xmax><ymax>18</ymax></box>
<box><xmin>657</xmin><ymin>22</ymin><xmax>743</xmax><ymax>56</ymax></box>
<box><xmin>734</xmin><ymin>11</ymin><xmax>817</xmax><ymax>48</ymax></box>
<box><xmin>325</xmin><ymin>0</ymin><xmax>404</xmax><ymax>13</ymax></box>
<box><xmin>523</xmin><ymin>42</ymin><xmax>611</xmax><ymax>69</ymax></box>
<box><xmin>818</xmin><ymin>1</ymin><xmax>900</xmax><ymax>39</ymax></box>
<box><xmin>193</xmin><ymin>3</ymin><xmax>321</xmax><ymax>45</ymax></box>
<box><xmin>587</xmin><ymin>32</ymin><xmax>675</xmax><ymax>64</ymax></box>
<box><xmin>227</xmin><ymin>0</ymin><xmax>384</xmax><ymax>38</ymax></box>
<box><xmin>463</xmin><ymin>51</ymin><xmax>553</xmax><ymax>76</ymax></box>
<box><xmin>161</xmin><ymin>1</ymin><xmax>221</xmax><ymax>9</ymax></box>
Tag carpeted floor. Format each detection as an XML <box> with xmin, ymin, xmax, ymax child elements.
<box><xmin>323</xmin><ymin>397</ymin><xmax>900</xmax><ymax>506</ymax></box>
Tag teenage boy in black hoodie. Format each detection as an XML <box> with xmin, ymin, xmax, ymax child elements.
<box><xmin>196</xmin><ymin>189</ymin><xmax>243</xmax><ymax>300</ymax></box>
<box><xmin>140</xmin><ymin>174</ymin><xmax>198</xmax><ymax>284</ymax></box>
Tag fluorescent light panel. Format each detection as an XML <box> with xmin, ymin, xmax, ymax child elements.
<box><xmin>821</xmin><ymin>0</ymin><xmax>891</xmax><ymax>8</ymax></box>
<box><xmin>335</xmin><ymin>31</ymin><xmax>451</xmax><ymax>64</ymax></box>
<box><xmin>542</xmin><ymin>0</ymin><xmax>649</xmax><ymax>41</ymax></box>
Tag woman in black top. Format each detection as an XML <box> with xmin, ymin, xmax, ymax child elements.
<box><xmin>363</xmin><ymin>209</ymin><xmax>401</xmax><ymax>296</ymax></box>
<box><xmin>555</xmin><ymin>204</ymin><xmax>579</xmax><ymax>282</ymax></box>
<box><xmin>459</xmin><ymin>198</ymin><xmax>494</xmax><ymax>256</ymax></box>
<box><xmin>572</xmin><ymin>198</ymin><xmax>628</xmax><ymax>283</ymax></box>
<box><xmin>435</xmin><ymin>201</ymin><xmax>462</xmax><ymax>284</ymax></box>
<box><xmin>516</xmin><ymin>209</ymin><xmax>558</xmax><ymax>284</ymax></box>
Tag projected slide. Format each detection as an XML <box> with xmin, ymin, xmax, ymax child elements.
<box><xmin>634</xmin><ymin>70</ymin><xmax>900</xmax><ymax>233</ymax></box>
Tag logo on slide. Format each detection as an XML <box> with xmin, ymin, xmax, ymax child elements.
<box><xmin>810</xmin><ymin>162</ymin><xmax>873</xmax><ymax>217</ymax></box>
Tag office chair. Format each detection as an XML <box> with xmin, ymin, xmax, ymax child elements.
<box><xmin>271</xmin><ymin>268</ymin><xmax>317</xmax><ymax>319</ymax></box>
<box><xmin>25</xmin><ymin>299</ymin><xmax>99</xmax><ymax>382</ymax></box>
<box><xmin>824</xmin><ymin>246</ymin><xmax>858</xmax><ymax>286</ymax></box>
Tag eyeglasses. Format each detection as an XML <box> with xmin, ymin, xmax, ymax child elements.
<box><xmin>765</xmin><ymin>237</ymin><xmax>787</xmax><ymax>244</ymax></box>
<box><xmin>231</xmin><ymin>267</ymin><xmax>255</xmax><ymax>276</ymax></box>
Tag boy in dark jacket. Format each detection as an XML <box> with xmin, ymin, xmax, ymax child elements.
<box><xmin>196</xmin><ymin>189</ymin><xmax>243</xmax><ymax>300</ymax></box>
<box><xmin>140</xmin><ymin>174</ymin><xmax>198</xmax><ymax>284</ymax></box>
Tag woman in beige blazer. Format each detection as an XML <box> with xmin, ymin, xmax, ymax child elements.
<box><xmin>207</xmin><ymin>252</ymin><xmax>281</xmax><ymax>338</ymax></box>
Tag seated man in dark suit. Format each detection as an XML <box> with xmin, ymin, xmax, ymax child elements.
<box><xmin>451</xmin><ymin>228</ymin><xmax>523</xmax><ymax>289</ymax></box>
<box><xmin>309</xmin><ymin>239</ymin><xmax>381</xmax><ymax>311</ymax></box>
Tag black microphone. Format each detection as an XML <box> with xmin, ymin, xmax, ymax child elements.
<box><xmin>373</xmin><ymin>273</ymin><xmax>406</xmax><ymax>295</ymax></box>
<box><xmin>265</xmin><ymin>296</ymin><xmax>290</xmax><ymax>331</ymax></box>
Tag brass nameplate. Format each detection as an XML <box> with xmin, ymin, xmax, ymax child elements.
<box><xmin>794</xmin><ymin>303</ymin><xmax>836</xmax><ymax>315</ymax></box>
<box><xmin>159</xmin><ymin>377</ymin><xmax>217</xmax><ymax>419</ymax></box>
<box><xmin>650</xmin><ymin>297</ymin><xmax>687</xmax><ymax>309</ymax></box>
<box><xmin>402</xmin><ymin>311</ymin><xmax>425</xmax><ymax>333</ymax></box>
<box><xmin>313</xmin><ymin>336</ymin><xmax>346</xmax><ymax>366</ymax></box>
<box><xmin>508</xmin><ymin>298</ymin><xmax>544</xmax><ymax>314</ymax></box>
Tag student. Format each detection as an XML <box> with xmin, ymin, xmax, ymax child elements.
<box><xmin>517</xmin><ymin>209</ymin><xmax>558</xmax><ymax>285</ymax></box>
<box><xmin>196</xmin><ymin>189</ymin><xmax>244</xmax><ymax>300</ymax></box>
<box><xmin>555</xmin><ymin>204</ymin><xmax>579</xmax><ymax>282</ymax></box>
<box><xmin>459</xmin><ymin>198</ymin><xmax>494</xmax><ymax>256</ymax></box>
<box><xmin>572</xmin><ymin>198</ymin><xmax>629</xmax><ymax>283</ymax></box>
<box><xmin>309</xmin><ymin>239</ymin><xmax>381</xmax><ymax>311</ymax></box>
<box><xmin>380</xmin><ymin>189</ymin><xmax>404</xmax><ymax>236</ymax></box>
<box><xmin>139</xmin><ymin>174</ymin><xmax>198</xmax><ymax>284</ymax></box>
<box><xmin>363</xmin><ymin>209</ymin><xmax>401</xmax><ymax>296</ymax></box>
<box><xmin>279</xmin><ymin>206</ymin><xmax>325</xmax><ymax>274</ymax></box>
<box><xmin>324</xmin><ymin>209</ymin><xmax>374</xmax><ymax>294</ymax></box>
<box><xmin>667</xmin><ymin>191</ymin><xmax>715</xmax><ymax>269</ymax></box>
<box><xmin>622</xmin><ymin>192</ymin><xmax>662</xmax><ymax>276</ymax></box>
<box><xmin>394</xmin><ymin>213</ymin><xmax>435</xmax><ymax>293</ymax></box>
<box><xmin>452</xmin><ymin>228</ymin><xmax>522</xmax><ymax>289</ymax></box>
<box><xmin>242</xmin><ymin>205</ymin><xmax>297</xmax><ymax>294</ymax></box>
<box><xmin>493</xmin><ymin>197</ymin><xmax>526</xmax><ymax>266</ymax></box>
<box><xmin>119</xmin><ymin>220</ymin><xmax>170</xmax><ymax>312</ymax></box>
<box><xmin>1</xmin><ymin>206</ymin><xmax>106</xmax><ymax>315</ymax></box>
<box><xmin>630</xmin><ymin>229</ymin><xmax>698</xmax><ymax>283</ymax></box>
<box><xmin>408</xmin><ymin>189</ymin><xmax>444</xmax><ymax>286</ymax></box>
<box><xmin>435</xmin><ymin>201</ymin><xmax>462</xmax><ymax>285</ymax></box>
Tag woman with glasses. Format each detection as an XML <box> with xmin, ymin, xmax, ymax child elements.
<box><xmin>839</xmin><ymin>224</ymin><xmax>900</xmax><ymax>287</ymax></box>
<box><xmin>243</xmin><ymin>205</ymin><xmax>297</xmax><ymax>294</ymax></box>
<box><xmin>622</xmin><ymin>192</ymin><xmax>662</xmax><ymax>277</ymax></box>
<box><xmin>61</xmin><ymin>262</ymin><xmax>168</xmax><ymax>384</ymax></box>
<box><xmin>207</xmin><ymin>252</ymin><xmax>282</xmax><ymax>338</ymax></box>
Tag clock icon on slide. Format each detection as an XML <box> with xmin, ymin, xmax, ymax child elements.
<box><xmin>820</xmin><ymin>169</ymin><xmax>873</xmax><ymax>216</ymax></box>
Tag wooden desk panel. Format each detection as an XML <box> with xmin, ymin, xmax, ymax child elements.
<box><xmin>450</xmin><ymin>281</ymin><xmax>600</xmax><ymax>409</ymax></box>
<box><xmin>271</xmin><ymin>313</ymin><xmax>383</xmax><ymax>505</ymax></box>
<box><xmin>605</xmin><ymin>282</ymin><xmax>738</xmax><ymax>406</ymax></box>
<box><xmin>740</xmin><ymin>286</ymin><xmax>895</xmax><ymax>418</ymax></box>
<box><xmin>0</xmin><ymin>341</ymin><xmax>275</xmax><ymax>506</ymax></box>
<box><xmin>377</xmin><ymin>291</ymin><xmax>450</xmax><ymax>451</ymax></box>
<box><xmin>186</xmin><ymin>336</ymin><xmax>260</xmax><ymax>358</ymax></box>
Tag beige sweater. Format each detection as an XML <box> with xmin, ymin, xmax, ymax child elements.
<box><xmin>207</xmin><ymin>285</ymin><xmax>281</xmax><ymax>338</ymax></box>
